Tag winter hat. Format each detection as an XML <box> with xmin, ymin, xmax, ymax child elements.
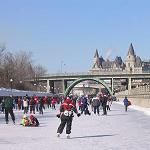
<box><xmin>30</xmin><ymin>115</ymin><xmax>34</xmax><ymax>120</ymax></box>
<box><xmin>65</xmin><ymin>97</ymin><xmax>72</xmax><ymax>104</ymax></box>
<box><xmin>23</xmin><ymin>114</ymin><xmax>27</xmax><ymax>118</ymax></box>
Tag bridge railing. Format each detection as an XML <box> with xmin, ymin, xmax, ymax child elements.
<box><xmin>44</xmin><ymin>70</ymin><xmax>150</xmax><ymax>77</ymax></box>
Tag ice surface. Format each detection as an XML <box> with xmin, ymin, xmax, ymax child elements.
<box><xmin>0</xmin><ymin>102</ymin><xmax>150</xmax><ymax>150</ymax></box>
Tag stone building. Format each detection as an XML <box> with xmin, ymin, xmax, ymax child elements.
<box><xmin>90</xmin><ymin>43</ymin><xmax>150</xmax><ymax>73</ymax></box>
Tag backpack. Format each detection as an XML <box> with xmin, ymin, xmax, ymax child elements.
<box><xmin>128</xmin><ymin>101</ymin><xmax>131</xmax><ymax>106</ymax></box>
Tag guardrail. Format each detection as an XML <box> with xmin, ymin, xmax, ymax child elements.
<box><xmin>43</xmin><ymin>70</ymin><xmax>150</xmax><ymax>77</ymax></box>
<box><xmin>0</xmin><ymin>88</ymin><xmax>51</xmax><ymax>97</ymax></box>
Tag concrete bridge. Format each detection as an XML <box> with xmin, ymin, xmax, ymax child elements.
<box><xmin>31</xmin><ymin>71</ymin><xmax>150</xmax><ymax>96</ymax></box>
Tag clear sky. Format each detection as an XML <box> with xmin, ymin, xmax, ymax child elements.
<box><xmin>0</xmin><ymin>0</ymin><xmax>150</xmax><ymax>73</ymax></box>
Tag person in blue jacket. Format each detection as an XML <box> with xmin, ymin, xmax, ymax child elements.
<box><xmin>123</xmin><ymin>96</ymin><xmax>129</xmax><ymax>112</ymax></box>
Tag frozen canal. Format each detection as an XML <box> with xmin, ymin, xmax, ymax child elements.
<box><xmin>0</xmin><ymin>102</ymin><xmax>150</xmax><ymax>150</ymax></box>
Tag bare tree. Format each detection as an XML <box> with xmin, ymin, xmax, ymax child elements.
<box><xmin>0</xmin><ymin>44</ymin><xmax>6</xmax><ymax>87</ymax></box>
<box><xmin>0</xmin><ymin>49</ymin><xmax>47</xmax><ymax>90</ymax></box>
<box><xmin>2</xmin><ymin>52</ymin><xmax>15</xmax><ymax>87</ymax></box>
<box><xmin>34</xmin><ymin>64</ymin><xmax>47</xmax><ymax>77</ymax></box>
<box><xmin>0</xmin><ymin>43</ymin><xmax>6</xmax><ymax>64</ymax></box>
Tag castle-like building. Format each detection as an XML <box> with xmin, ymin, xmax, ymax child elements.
<box><xmin>90</xmin><ymin>43</ymin><xmax>150</xmax><ymax>74</ymax></box>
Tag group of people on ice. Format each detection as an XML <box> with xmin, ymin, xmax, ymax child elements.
<box><xmin>0</xmin><ymin>91</ymin><xmax>131</xmax><ymax>138</ymax></box>
<box><xmin>77</xmin><ymin>94</ymin><xmax>112</xmax><ymax>116</ymax></box>
<box><xmin>0</xmin><ymin>94</ymin><xmax>62</xmax><ymax>126</ymax></box>
<box><xmin>2</xmin><ymin>92</ymin><xmax>131</xmax><ymax>140</ymax></box>
<box><xmin>0</xmin><ymin>94</ymin><xmax>62</xmax><ymax>113</ymax></box>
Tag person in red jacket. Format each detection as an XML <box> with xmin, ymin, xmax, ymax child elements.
<box><xmin>51</xmin><ymin>97</ymin><xmax>57</xmax><ymax>110</ymax></box>
<box><xmin>56</xmin><ymin>97</ymin><xmax>80</xmax><ymax>138</ymax></box>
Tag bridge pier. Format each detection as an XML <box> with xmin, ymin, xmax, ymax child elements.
<box><xmin>46</xmin><ymin>79</ymin><xmax>50</xmax><ymax>93</ymax></box>
<box><xmin>49</xmin><ymin>80</ymin><xmax>54</xmax><ymax>93</ymax></box>
<box><xmin>111</xmin><ymin>77</ymin><xmax>114</xmax><ymax>94</ymax></box>
<box><xmin>62</xmin><ymin>80</ymin><xmax>68</xmax><ymax>94</ymax></box>
<box><xmin>128</xmin><ymin>77</ymin><xmax>132</xmax><ymax>94</ymax></box>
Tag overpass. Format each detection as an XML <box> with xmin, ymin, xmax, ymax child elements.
<box><xmin>30</xmin><ymin>71</ymin><xmax>150</xmax><ymax>96</ymax></box>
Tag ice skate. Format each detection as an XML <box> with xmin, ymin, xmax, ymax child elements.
<box><xmin>57</xmin><ymin>133</ymin><xmax>60</xmax><ymax>137</ymax></box>
<box><xmin>13</xmin><ymin>121</ymin><xmax>15</xmax><ymax>125</ymax></box>
<box><xmin>66</xmin><ymin>134</ymin><xmax>70</xmax><ymax>139</ymax></box>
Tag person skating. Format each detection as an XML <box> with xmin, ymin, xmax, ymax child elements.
<box><xmin>80</xmin><ymin>96</ymin><xmax>89</xmax><ymax>115</ymax></box>
<box><xmin>23</xmin><ymin>96</ymin><xmax>28</xmax><ymax>114</ymax></box>
<box><xmin>29</xmin><ymin>97</ymin><xmax>36</xmax><ymax>114</ymax></box>
<box><xmin>4</xmin><ymin>94</ymin><xmax>15</xmax><ymax>124</ymax></box>
<box><xmin>101</xmin><ymin>94</ymin><xmax>108</xmax><ymax>115</ymax></box>
<box><xmin>39</xmin><ymin>97</ymin><xmax>45</xmax><ymax>114</ymax></box>
<box><xmin>106</xmin><ymin>95</ymin><xmax>112</xmax><ymax>111</ymax></box>
<box><xmin>20</xmin><ymin>114</ymin><xmax>31</xmax><ymax>126</ymax></box>
<box><xmin>56</xmin><ymin>97</ymin><xmax>80</xmax><ymax>138</ymax></box>
<box><xmin>123</xmin><ymin>96</ymin><xmax>129</xmax><ymax>112</ymax></box>
<box><xmin>29</xmin><ymin>115</ymin><xmax>39</xmax><ymax>127</ymax></box>
<box><xmin>91</xmin><ymin>95</ymin><xmax>100</xmax><ymax>115</ymax></box>
<box><xmin>51</xmin><ymin>96</ymin><xmax>57</xmax><ymax>110</ymax></box>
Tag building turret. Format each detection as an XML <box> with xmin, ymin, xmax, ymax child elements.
<box><xmin>125</xmin><ymin>43</ymin><xmax>136</xmax><ymax>72</ymax></box>
<box><xmin>127</xmin><ymin>43</ymin><xmax>135</xmax><ymax>56</ymax></box>
<box><xmin>92</xmin><ymin>49</ymin><xmax>100</xmax><ymax>68</ymax></box>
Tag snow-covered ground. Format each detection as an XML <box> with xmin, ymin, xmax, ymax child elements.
<box><xmin>0</xmin><ymin>102</ymin><xmax>150</xmax><ymax>150</ymax></box>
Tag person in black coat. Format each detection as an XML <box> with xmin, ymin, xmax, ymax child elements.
<box><xmin>4</xmin><ymin>95</ymin><xmax>15</xmax><ymax>124</ymax></box>
<box><xmin>56</xmin><ymin>97</ymin><xmax>80</xmax><ymax>138</ymax></box>
<box><xmin>81</xmin><ymin>96</ymin><xmax>89</xmax><ymax>115</ymax></box>
<box><xmin>101</xmin><ymin>94</ymin><xmax>108</xmax><ymax>115</ymax></box>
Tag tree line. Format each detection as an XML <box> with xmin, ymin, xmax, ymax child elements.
<box><xmin>0</xmin><ymin>45</ymin><xmax>47</xmax><ymax>91</ymax></box>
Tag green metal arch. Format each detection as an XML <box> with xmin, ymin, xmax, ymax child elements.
<box><xmin>64</xmin><ymin>78</ymin><xmax>113</xmax><ymax>97</ymax></box>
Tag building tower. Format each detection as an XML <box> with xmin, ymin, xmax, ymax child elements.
<box><xmin>125</xmin><ymin>43</ymin><xmax>136</xmax><ymax>72</ymax></box>
<box><xmin>92</xmin><ymin>49</ymin><xmax>100</xmax><ymax>69</ymax></box>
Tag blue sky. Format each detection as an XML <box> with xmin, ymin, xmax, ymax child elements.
<box><xmin>0</xmin><ymin>0</ymin><xmax>150</xmax><ymax>73</ymax></box>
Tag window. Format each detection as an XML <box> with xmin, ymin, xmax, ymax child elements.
<box><xmin>128</xmin><ymin>63</ymin><xmax>130</xmax><ymax>67</ymax></box>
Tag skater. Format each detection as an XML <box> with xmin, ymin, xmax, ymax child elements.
<box><xmin>51</xmin><ymin>96</ymin><xmax>57</xmax><ymax>110</ymax></box>
<box><xmin>29</xmin><ymin>97</ymin><xmax>36</xmax><ymax>114</ymax></box>
<box><xmin>106</xmin><ymin>96</ymin><xmax>112</xmax><ymax>111</ymax></box>
<box><xmin>56</xmin><ymin>97</ymin><xmax>81</xmax><ymax>138</ymax></box>
<box><xmin>39</xmin><ymin>97</ymin><xmax>45</xmax><ymax>114</ymax></box>
<box><xmin>91</xmin><ymin>95</ymin><xmax>100</xmax><ymax>115</ymax></box>
<box><xmin>80</xmin><ymin>96</ymin><xmax>89</xmax><ymax>115</ymax></box>
<box><xmin>4</xmin><ymin>94</ymin><xmax>15</xmax><ymax>124</ymax></box>
<box><xmin>23</xmin><ymin>96</ymin><xmax>28</xmax><ymax>114</ymax></box>
<box><xmin>18</xmin><ymin>97</ymin><xmax>22</xmax><ymax>111</ymax></box>
<box><xmin>101</xmin><ymin>94</ymin><xmax>108</xmax><ymax>115</ymax></box>
<box><xmin>20</xmin><ymin>114</ymin><xmax>31</xmax><ymax>126</ymax></box>
<box><xmin>123</xmin><ymin>96</ymin><xmax>129</xmax><ymax>112</ymax></box>
<box><xmin>29</xmin><ymin>115</ymin><xmax>39</xmax><ymax>127</ymax></box>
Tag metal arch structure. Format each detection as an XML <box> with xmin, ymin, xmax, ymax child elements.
<box><xmin>64</xmin><ymin>78</ymin><xmax>113</xmax><ymax>97</ymax></box>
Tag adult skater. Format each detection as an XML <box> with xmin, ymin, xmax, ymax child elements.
<box><xmin>4</xmin><ymin>94</ymin><xmax>15</xmax><ymax>124</ymax></box>
<box><xmin>56</xmin><ymin>96</ymin><xmax>81</xmax><ymax>138</ymax></box>
<box><xmin>123</xmin><ymin>96</ymin><xmax>129</xmax><ymax>112</ymax></box>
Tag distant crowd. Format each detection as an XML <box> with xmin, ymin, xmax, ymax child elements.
<box><xmin>0</xmin><ymin>93</ymin><xmax>120</xmax><ymax>127</ymax></box>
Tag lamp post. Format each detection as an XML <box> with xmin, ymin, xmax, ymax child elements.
<box><xmin>34</xmin><ymin>83</ymin><xmax>37</xmax><ymax>91</ymax></box>
<box><xmin>43</xmin><ymin>85</ymin><xmax>47</xmax><ymax>92</ymax></box>
<box><xmin>39</xmin><ymin>84</ymin><xmax>42</xmax><ymax>92</ymax></box>
<box><xmin>51</xmin><ymin>86</ymin><xmax>54</xmax><ymax>93</ymax></box>
<box><xmin>83</xmin><ymin>84</ymin><xmax>85</xmax><ymax>95</ymax></box>
<box><xmin>60</xmin><ymin>61</ymin><xmax>66</xmax><ymax>73</ymax></box>
<box><xmin>10</xmin><ymin>79</ymin><xmax>13</xmax><ymax>92</ymax></box>
<box><xmin>57</xmin><ymin>88</ymin><xmax>59</xmax><ymax>94</ymax></box>
<box><xmin>19</xmin><ymin>80</ymin><xmax>23</xmax><ymax>90</ymax></box>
